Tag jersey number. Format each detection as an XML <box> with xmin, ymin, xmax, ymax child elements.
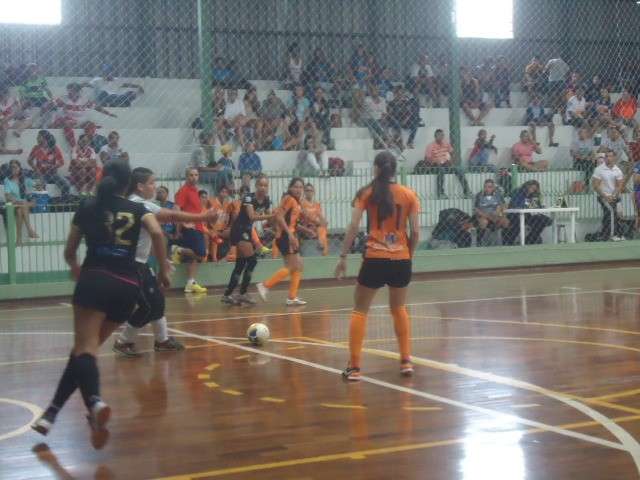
<box><xmin>105</xmin><ymin>212</ymin><xmax>135</xmax><ymax>246</ymax></box>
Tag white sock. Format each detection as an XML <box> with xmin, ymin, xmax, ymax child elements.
<box><xmin>187</xmin><ymin>278</ymin><xmax>195</xmax><ymax>285</ymax></box>
<box><xmin>118</xmin><ymin>323</ymin><xmax>139</xmax><ymax>343</ymax></box>
<box><xmin>151</xmin><ymin>317</ymin><xmax>169</xmax><ymax>343</ymax></box>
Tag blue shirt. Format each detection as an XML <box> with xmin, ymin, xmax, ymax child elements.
<box><xmin>213</xmin><ymin>67</ymin><xmax>231</xmax><ymax>82</ymax></box>
<box><xmin>634</xmin><ymin>164</ymin><xmax>640</xmax><ymax>192</ymax></box>
<box><xmin>218</xmin><ymin>157</ymin><xmax>235</xmax><ymax>171</ymax></box>
<box><xmin>156</xmin><ymin>200</ymin><xmax>177</xmax><ymax>236</ymax></box>
<box><xmin>238</xmin><ymin>152</ymin><xmax>262</xmax><ymax>173</ymax></box>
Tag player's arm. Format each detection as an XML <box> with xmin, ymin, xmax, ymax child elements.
<box><xmin>142</xmin><ymin>213</ymin><xmax>171</xmax><ymax>288</ymax></box>
<box><xmin>156</xmin><ymin>208</ymin><xmax>218</xmax><ymax>225</ymax></box>
<box><xmin>95</xmin><ymin>105</ymin><xmax>117</xmax><ymax>117</ymax></box>
<box><xmin>335</xmin><ymin>203</ymin><xmax>365</xmax><ymax>279</ymax></box>
<box><xmin>244</xmin><ymin>203</ymin><xmax>274</xmax><ymax>222</ymax></box>
<box><xmin>408</xmin><ymin>206</ymin><xmax>420</xmax><ymax>259</ymax></box>
<box><xmin>64</xmin><ymin>224</ymin><xmax>83</xmax><ymax>280</ymax></box>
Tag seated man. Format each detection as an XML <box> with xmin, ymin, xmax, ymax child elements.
<box><xmin>407</xmin><ymin>53</ymin><xmax>441</xmax><ymax>107</ymax></box>
<box><xmin>503</xmin><ymin>180</ymin><xmax>552</xmax><ymax>245</ymax></box>
<box><xmin>87</xmin><ymin>64</ymin><xmax>144</xmax><ymax>107</ymax></box>
<box><xmin>216</xmin><ymin>88</ymin><xmax>247</xmax><ymax>146</ymax></box>
<box><xmin>472</xmin><ymin>178</ymin><xmax>509</xmax><ymax>245</ymax></box>
<box><xmin>387</xmin><ymin>86</ymin><xmax>420</xmax><ymax>150</ymax></box>
<box><xmin>571</xmin><ymin>127</ymin><xmax>596</xmax><ymax>187</ymax></box>
<box><xmin>525</xmin><ymin>95</ymin><xmax>558</xmax><ymax>147</ymax></box>
<box><xmin>468</xmin><ymin>129</ymin><xmax>497</xmax><ymax>171</ymax></box>
<box><xmin>599</xmin><ymin>126</ymin><xmax>632</xmax><ymax>187</ymax></box>
<box><xmin>612</xmin><ymin>88</ymin><xmax>638</xmax><ymax>130</ymax></box>
<box><xmin>592</xmin><ymin>150</ymin><xmax>625</xmax><ymax>241</ymax></box>
<box><xmin>363</xmin><ymin>84</ymin><xmax>389</xmax><ymax>147</ymax></box>
<box><xmin>512</xmin><ymin>129</ymin><xmax>549</xmax><ymax>171</ymax></box>
<box><xmin>461</xmin><ymin>66</ymin><xmax>491</xmax><ymax>126</ymax></box>
<box><xmin>564</xmin><ymin>86</ymin><xmax>588</xmax><ymax>128</ymax></box>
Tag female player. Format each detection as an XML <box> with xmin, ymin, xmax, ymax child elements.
<box><xmin>112</xmin><ymin>167</ymin><xmax>218</xmax><ymax>357</ymax></box>
<box><xmin>299</xmin><ymin>182</ymin><xmax>329</xmax><ymax>256</ymax></box>
<box><xmin>31</xmin><ymin>160</ymin><xmax>170</xmax><ymax>448</ymax></box>
<box><xmin>335</xmin><ymin>152</ymin><xmax>420</xmax><ymax>381</ymax></box>
<box><xmin>222</xmin><ymin>174</ymin><xmax>273</xmax><ymax>305</ymax></box>
<box><xmin>257</xmin><ymin>177</ymin><xmax>306</xmax><ymax>306</ymax></box>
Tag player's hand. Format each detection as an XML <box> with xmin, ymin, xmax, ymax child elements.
<box><xmin>335</xmin><ymin>257</ymin><xmax>347</xmax><ymax>279</ymax></box>
<box><xmin>70</xmin><ymin>264</ymin><xmax>81</xmax><ymax>281</ymax></box>
<box><xmin>158</xmin><ymin>270</ymin><xmax>172</xmax><ymax>289</ymax></box>
<box><xmin>205</xmin><ymin>208</ymin><xmax>219</xmax><ymax>223</ymax></box>
<box><xmin>289</xmin><ymin>234</ymin><xmax>299</xmax><ymax>250</ymax></box>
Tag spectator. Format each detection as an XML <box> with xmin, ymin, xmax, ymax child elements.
<box><xmin>212</xmin><ymin>86</ymin><xmax>226</xmax><ymax>119</ymax></box>
<box><xmin>377</xmin><ymin>66</ymin><xmax>395</xmax><ymax>101</ymax></box>
<box><xmin>3</xmin><ymin>159</ymin><xmax>38</xmax><ymax>243</ymax></box>
<box><xmin>544</xmin><ymin>57</ymin><xmax>570</xmax><ymax>110</ymax></box>
<box><xmin>174</xmin><ymin>167</ymin><xmax>209</xmax><ymax>294</ymax></box>
<box><xmin>87</xmin><ymin>64</ymin><xmax>143</xmax><ymax>107</ymax></box>
<box><xmin>216</xmin><ymin>88</ymin><xmax>247</xmax><ymax>146</ymax></box>
<box><xmin>238</xmin><ymin>141</ymin><xmax>262</xmax><ymax>178</ymax></box>
<box><xmin>286</xmin><ymin>43</ymin><xmax>304</xmax><ymax>86</ymax></box>
<box><xmin>408</xmin><ymin>53</ymin><xmax>441</xmax><ymax>107</ymax></box>
<box><xmin>433</xmin><ymin>53</ymin><xmax>449</xmax><ymax>97</ymax></box>
<box><xmin>259</xmin><ymin>90</ymin><xmax>287</xmax><ymax>150</ymax></box>
<box><xmin>590</xmin><ymin>87</ymin><xmax>613</xmax><ymax>130</ymax></box>
<box><xmin>599</xmin><ymin>126</ymin><xmax>632</xmax><ymax>187</ymax></box>
<box><xmin>284</xmin><ymin>117</ymin><xmax>303</xmax><ymax>151</ymax></box>
<box><xmin>52</xmin><ymin>83</ymin><xmax>116</xmax><ymax>147</ymax></box>
<box><xmin>512</xmin><ymin>129</ymin><xmax>549</xmax><ymax>171</ymax></box>
<box><xmin>461</xmin><ymin>67</ymin><xmax>490</xmax><ymax>126</ymax></box>
<box><xmin>492</xmin><ymin>56</ymin><xmax>512</xmax><ymax>108</ymax></box>
<box><xmin>468</xmin><ymin>129</ymin><xmax>497</xmax><ymax>171</ymax></box>
<box><xmin>612</xmin><ymin>88</ymin><xmax>638</xmax><ymax>130</ymax></box>
<box><xmin>156</xmin><ymin>185</ymin><xmax>179</xmax><ymax>244</ymax></box>
<box><xmin>306</xmin><ymin>47</ymin><xmax>334</xmax><ymax>85</ymax></box>
<box><xmin>296</xmin><ymin>123</ymin><xmax>326</xmax><ymax>175</ymax></box>
<box><xmin>564</xmin><ymin>86</ymin><xmax>588</xmax><ymax>128</ymax></box>
<box><xmin>1</xmin><ymin>84</ymin><xmax>29</xmax><ymax>141</ymax></box>
<box><xmin>349</xmin><ymin>44</ymin><xmax>370</xmax><ymax>87</ymax></box>
<box><xmin>350</xmin><ymin>89</ymin><xmax>366</xmax><ymax>126</ymax></box>
<box><xmin>310</xmin><ymin>86</ymin><xmax>331</xmax><ymax>146</ymax></box>
<box><xmin>525</xmin><ymin>95</ymin><xmax>558</xmax><ymax>147</ymax></box>
<box><xmin>564</xmin><ymin>71</ymin><xmax>582</xmax><ymax>100</ymax></box>
<box><xmin>430</xmin><ymin>208</ymin><xmax>473</xmax><ymax>249</ymax></box>
<box><xmin>212</xmin><ymin>57</ymin><xmax>233</xmax><ymax>88</ymax></box>
<box><xmin>523</xmin><ymin>55</ymin><xmax>544</xmax><ymax>101</ymax></box>
<box><xmin>27</xmin><ymin>130</ymin><xmax>70</xmax><ymax>200</ymax></box>
<box><xmin>299</xmin><ymin>183</ymin><xmax>329</xmax><ymax>256</ymax></box>
<box><xmin>366</xmin><ymin>53</ymin><xmax>382</xmax><ymax>83</ymax></box>
<box><xmin>99</xmin><ymin>131</ymin><xmax>129</xmax><ymax>165</ymax></box>
<box><xmin>472</xmin><ymin>178</ymin><xmax>509</xmax><ymax>245</ymax></box>
<box><xmin>475</xmin><ymin>58</ymin><xmax>495</xmax><ymax>106</ymax></box>
<box><xmin>69</xmin><ymin>133</ymin><xmax>98</xmax><ymax>195</ymax></box>
<box><xmin>418</xmin><ymin>129</ymin><xmax>471</xmax><ymax>199</ymax></box>
<box><xmin>387</xmin><ymin>85</ymin><xmax>420</xmax><ymax>150</ymax></box>
<box><xmin>83</xmin><ymin>122</ymin><xmax>108</xmax><ymax>155</ymax></box>
<box><xmin>592</xmin><ymin>150</ymin><xmax>625</xmax><ymax>241</ymax></box>
<box><xmin>243</xmin><ymin>86</ymin><xmax>263</xmax><ymax>146</ymax></box>
<box><xmin>571</xmin><ymin>127</ymin><xmax>596</xmax><ymax>187</ymax></box>
<box><xmin>363</xmin><ymin>84</ymin><xmax>389</xmax><ymax>147</ymax></box>
<box><xmin>503</xmin><ymin>180</ymin><xmax>552</xmax><ymax>245</ymax></box>
<box><xmin>18</xmin><ymin>63</ymin><xmax>53</xmax><ymax>112</ymax></box>
<box><xmin>289</xmin><ymin>84</ymin><xmax>311</xmax><ymax>123</ymax></box>
<box><xmin>629</xmin><ymin>126</ymin><xmax>640</xmax><ymax>164</ymax></box>
<box><xmin>585</xmin><ymin>74</ymin><xmax>603</xmax><ymax>103</ymax></box>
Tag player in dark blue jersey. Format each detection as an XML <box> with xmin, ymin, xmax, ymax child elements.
<box><xmin>31</xmin><ymin>160</ymin><xmax>170</xmax><ymax>449</ymax></box>
<box><xmin>222</xmin><ymin>174</ymin><xmax>273</xmax><ymax>305</ymax></box>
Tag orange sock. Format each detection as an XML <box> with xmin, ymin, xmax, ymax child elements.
<box><xmin>349</xmin><ymin>311</ymin><xmax>367</xmax><ymax>368</ymax></box>
<box><xmin>391</xmin><ymin>306</ymin><xmax>411</xmax><ymax>362</ymax></box>
<box><xmin>264</xmin><ymin>267</ymin><xmax>289</xmax><ymax>289</ymax></box>
<box><xmin>288</xmin><ymin>271</ymin><xmax>301</xmax><ymax>299</ymax></box>
<box><xmin>318</xmin><ymin>226</ymin><xmax>329</xmax><ymax>256</ymax></box>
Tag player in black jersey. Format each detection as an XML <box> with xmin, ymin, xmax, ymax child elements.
<box><xmin>222</xmin><ymin>174</ymin><xmax>273</xmax><ymax>305</ymax></box>
<box><xmin>31</xmin><ymin>160</ymin><xmax>170</xmax><ymax>449</ymax></box>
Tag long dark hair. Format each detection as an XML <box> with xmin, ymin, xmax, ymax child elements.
<box><xmin>357</xmin><ymin>151</ymin><xmax>396</xmax><ymax>222</ymax></box>
<box><xmin>8</xmin><ymin>159</ymin><xmax>26</xmax><ymax>199</ymax></box>
<box><xmin>127</xmin><ymin>167</ymin><xmax>154</xmax><ymax>196</ymax></box>
<box><xmin>285</xmin><ymin>176</ymin><xmax>304</xmax><ymax>201</ymax></box>
<box><xmin>96</xmin><ymin>160</ymin><xmax>131</xmax><ymax>210</ymax></box>
<box><xmin>38</xmin><ymin>130</ymin><xmax>56</xmax><ymax>151</ymax></box>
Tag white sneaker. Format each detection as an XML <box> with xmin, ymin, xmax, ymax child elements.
<box><xmin>86</xmin><ymin>400</ymin><xmax>111</xmax><ymax>450</ymax></box>
<box><xmin>286</xmin><ymin>297</ymin><xmax>307</xmax><ymax>306</ymax></box>
<box><xmin>256</xmin><ymin>282</ymin><xmax>268</xmax><ymax>302</ymax></box>
<box><xmin>31</xmin><ymin>416</ymin><xmax>53</xmax><ymax>436</ymax></box>
<box><xmin>611</xmin><ymin>236</ymin><xmax>625</xmax><ymax>242</ymax></box>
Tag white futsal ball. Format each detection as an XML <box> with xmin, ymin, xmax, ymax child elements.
<box><xmin>247</xmin><ymin>323</ymin><xmax>270</xmax><ymax>346</ymax></box>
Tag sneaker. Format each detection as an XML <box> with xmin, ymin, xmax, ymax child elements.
<box><xmin>342</xmin><ymin>366</ymin><xmax>362</xmax><ymax>382</ymax></box>
<box><xmin>611</xmin><ymin>236</ymin><xmax>625</xmax><ymax>242</ymax></box>
<box><xmin>112</xmin><ymin>340</ymin><xmax>140</xmax><ymax>358</ymax></box>
<box><xmin>31</xmin><ymin>411</ymin><xmax>56</xmax><ymax>436</ymax></box>
<box><xmin>400</xmin><ymin>360</ymin><xmax>414</xmax><ymax>377</ymax></box>
<box><xmin>221</xmin><ymin>294</ymin><xmax>241</xmax><ymax>306</ymax></box>
<box><xmin>256</xmin><ymin>282</ymin><xmax>269</xmax><ymax>302</ymax></box>
<box><xmin>286</xmin><ymin>297</ymin><xmax>307</xmax><ymax>306</ymax></box>
<box><xmin>86</xmin><ymin>400</ymin><xmax>111</xmax><ymax>450</ymax></box>
<box><xmin>154</xmin><ymin>337</ymin><xmax>185</xmax><ymax>352</ymax></box>
<box><xmin>259</xmin><ymin>245</ymin><xmax>272</xmax><ymax>255</ymax></box>
<box><xmin>236</xmin><ymin>294</ymin><xmax>256</xmax><ymax>305</ymax></box>
<box><xmin>184</xmin><ymin>281</ymin><xmax>207</xmax><ymax>294</ymax></box>
<box><xmin>170</xmin><ymin>245</ymin><xmax>182</xmax><ymax>265</ymax></box>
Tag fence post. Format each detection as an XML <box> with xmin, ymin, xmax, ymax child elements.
<box><xmin>6</xmin><ymin>203</ymin><xmax>17</xmax><ymax>284</ymax></box>
<box><xmin>399</xmin><ymin>164</ymin><xmax>408</xmax><ymax>186</ymax></box>
<box><xmin>197</xmin><ymin>0</ymin><xmax>215</xmax><ymax>133</ymax></box>
<box><xmin>447</xmin><ymin>0</ymin><xmax>462</xmax><ymax>166</ymax></box>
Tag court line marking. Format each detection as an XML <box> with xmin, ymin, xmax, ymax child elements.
<box><xmin>590</xmin><ymin>389</ymin><xmax>640</xmax><ymax>402</ymax></box>
<box><xmin>321</xmin><ymin>403</ymin><xmax>367</xmax><ymax>410</ymax></box>
<box><xmin>0</xmin><ymin>398</ymin><xmax>43</xmax><ymax>442</ymax></box>
<box><xmin>167</xmin><ymin>327</ymin><xmax>632</xmax><ymax>455</ymax></box>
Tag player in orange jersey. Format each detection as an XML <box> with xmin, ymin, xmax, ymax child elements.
<box><xmin>299</xmin><ymin>183</ymin><xmax>329</xmax><ymax>256</ymax></box>
<box><xmin>257</xmin><ymin>177</ymin><xmax>307</xmax><ymax>306</ymax></box>
<box><xmin>335</xmin><ymin>151</ymin><xmax>420</xmax><ymax>381</ymax></box>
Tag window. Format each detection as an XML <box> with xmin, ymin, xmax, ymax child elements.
<box><xmin>0</xmin><ymin>0</ymin><xmax>61</xmax><ymax>25</ymax></box>
<box><xmin>456</xmin><ymin>0</ymin><xmax>513</xmax><ymax>39</ymax></box>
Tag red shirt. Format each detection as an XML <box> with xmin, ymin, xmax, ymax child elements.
<box><xmin>29</xmin><ymin>145</ymin><xmax>64</xmax><ymax>175</ymax></box>
<box><xmin>175</xmin><ymin>183</ymin><xmax>205</xmax><ymax>232</ymax></box>
<box><xmin>613</xmin><ymin>98</ymin><xmax>637</xmax><ymax>120</ymax></box>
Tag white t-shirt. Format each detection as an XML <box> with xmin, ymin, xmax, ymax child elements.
<box><xmin>364</xmin><ymin>96</ymin><xmax>387</xmax><ymax>120</ymax></box>
<box><xmin>224</xmin><ymin>98</ymin><xmax>246</xmax><ymax>120</ymax></box>
<box><xmin>592</xmin><ymin>164</ymin><xmax>623</xmax><ymax>196</ymax></box>
<box><xmin>55</xmin><ymin>95</ymin><xmax>94</xmax><ymax>122</ymax></box>
<box><xmin>565</xmin><ymin>96</ymin><xmax>586</xmax><ymax>122</ymax></box>
<box><xmin>99</xmin><ymin>144</ymin><xmax>126</xmax><ymax>163</ymax></box>
<box><xmin>545</xmin><ymin>58</ymin><xmax>569</xmax><ymax>82</ymax></box>
<box><xmin>409</xmin><ymin>62</ymin><xmax>434</xmax><ymax>78</ymax></box>
<box><xmin>130</xmin><ymin>194</ymin><xmax>161</xmax><ymax>263</ymax></box>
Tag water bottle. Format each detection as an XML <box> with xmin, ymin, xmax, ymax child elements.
<box><xmin>33</xmin><ymin>191</ymin><xmax>50</xmax><ymax>213</ymax></box>
<box><xmin>557</xmin><ymin>224</ymin><xmax>567</xmax><ymax>243</ymax></box>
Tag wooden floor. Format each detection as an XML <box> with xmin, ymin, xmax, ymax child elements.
<box><xmin>4</xmin><ymin>266</ymin><xmax>640</xmax><ymax>479</ymax></box>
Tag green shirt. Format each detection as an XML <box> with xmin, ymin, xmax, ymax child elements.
<box><xmin>19</xmin><ymin>76</ymin><xmax>49</xmax><ymax>101</ymax></box>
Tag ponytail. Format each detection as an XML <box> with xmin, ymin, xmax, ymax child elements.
<box><xmin>357</xmin><ymin>151</ymin><xmax>396</xmax><ymax>223</ymax></box>
<box><xmin>96</xmin><ymin>160</ymin><xmax>131</xmax><ymax>210</ymax></box>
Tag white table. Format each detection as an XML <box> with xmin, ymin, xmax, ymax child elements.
<box><xmin>505</xmin><ymin>207</ymin><xmax>579</xmax><ymax>246</ymax></box>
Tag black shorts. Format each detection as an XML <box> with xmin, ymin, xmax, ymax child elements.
<box><xmin>230</xmin><ymin>225</ymin><xmax>252</xmax><ymax>246</ymax></box>
<box><xmin>128</xmin><ymin>263</ymin><xmax>165</xmax><ymax>328</ymax></box>
<box><xmin>72</xmin><ymin>268</ymin><xmax>140</xmax><ymax>323</ymax></box>
<box><xmin>179</xmin><ymin>228</ymin><xmax>206</xmax><ymax>258</ymax></box>
<box><xmin>276</xmin><ymin>235</ymin><xmax>299</xmax><ymax>255</ymax></box>
<box><xmin>357</xmin><ymin>258</ymin><xmax>412</xmax><ymax>289</ymax></box>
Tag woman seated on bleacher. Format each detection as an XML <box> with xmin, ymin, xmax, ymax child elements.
<box><xmin>3</xmin><ymin>159</ymin><xmax>38</xmax><ymax>243</ymax></box>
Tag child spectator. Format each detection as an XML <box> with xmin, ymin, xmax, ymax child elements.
<box><xmin>27</xmin><ymin>130</ymin><xmax>70</xmax><ymax>200</ymax></box>
<box><xmin>512</xmin><ymin>130</ymin><xmax>549</xmax><ymax>171</ymax></box>
<box><xmin>387</xmin><ymin>86</ymin><xmax>420</xmax><ymax>150</ymax></box>
<box><xmin>70</xmin><ymin>134</ymin><xmax>98</xmax><ymax>195</ymax></box>
<box><xmin>571</xmin><ymin>127</ymin><xmax>596</xmax><ymax>187</ymax></box>
<box><xmin>468</xmin><ymin>129</ymin><xmax>497</xmax><ymax>171</ymax></box>
<box><xmin>99</xmin><ymin>131</ymin><xmax>129</xmax><ymax>165</ymax></box>
<box><xmin>3</xmin><ymin>159</ymin><xmax>38</xmax><ymax>243</ymax></box>
<box><xmin>238</xmin><ymin>142</ymin><xmax>262</xmax><ymax>178</ymax></box>
<box><xmin>525</xmin><ymin>95</ymin><xmax>558</xmax><ymax>147</ymax></box>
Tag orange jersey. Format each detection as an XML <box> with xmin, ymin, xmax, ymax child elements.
<box><xmin>355</xmin><ymin>183</ymin><xmax>420</xmax><ymax>260</ymax></box>
<box><xmin>276</xmin><ymin>194</ymin><xmax>302</xmax><ymax>238</ymax></box>
<box><xmin>300</xmin><ymin>199</ymin><xmax>323</xmax><ymax>226</ymax></box>
<box><xmin>209</xmin><ymin>197</ymin><xmax>233</xmax><ymax>232</ymax></box>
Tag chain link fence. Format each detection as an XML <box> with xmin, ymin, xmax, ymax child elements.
<box><xmin>2</xmin><ymin>0</ymin><xmax>640</xmax><ymax>283</ymax></box>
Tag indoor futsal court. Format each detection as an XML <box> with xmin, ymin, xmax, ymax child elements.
<box><xmin>4</xmin><ymin>264</ymin><xmax>640</xmax><ymax>479</ymax></box>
